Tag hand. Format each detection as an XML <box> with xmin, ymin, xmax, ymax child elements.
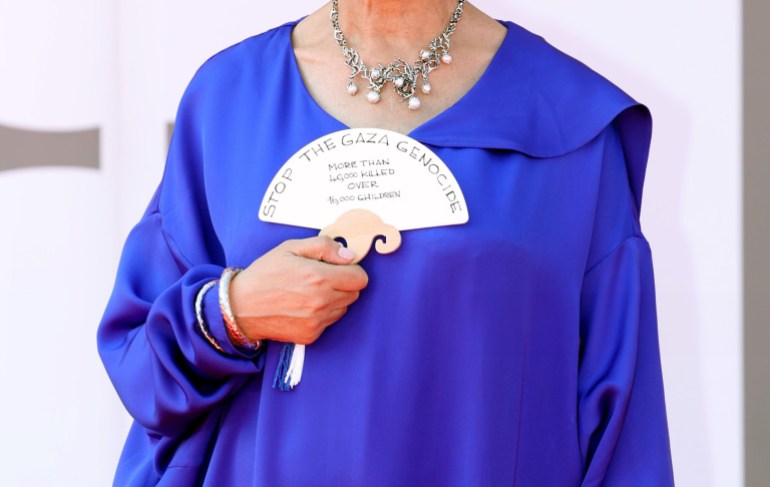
<box><xmin>228</xmin><ymin>235</ymin><xmax>369</xmax><ymax>345</ymax></box>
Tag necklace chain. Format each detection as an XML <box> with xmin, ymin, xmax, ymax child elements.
<box><xmin>330</xmin><ymin>0</ymin><xmax>466</xmax><ymax>110</ymax></box>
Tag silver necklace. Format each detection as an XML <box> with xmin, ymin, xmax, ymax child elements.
<box><xmin>330</xmin><ymin>0</ymin><xmax>466</xmax><ymax>111</ymax></box>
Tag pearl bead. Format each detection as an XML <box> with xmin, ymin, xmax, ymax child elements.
<box><xmin>420</xmin><ymin>50</ymin><xmax>431</xmax><ymax>61</ymax></box>
<box><xmin>408</xmin><ymin>96</ymin><xmax>421</xmax><ymax>110</ymax></box>
<box><xmin>421</xmin><ymin>82</ymin><xmax>432</xmax><ymax>94</ymax></box>
<box><xmin>347</xmin><ymin>82</ymin><xmax>358</xmax><ymax>95</ymax></box>
<box><xmin>441</xmin><ymin>53</ymin><xmax>453</xmax><ymax>64</ymax></box>
<box><xmin>367</xmin><ymin>90</ymin><xmax>381</xmax><ymax>104</ymax></box>
<box><xmin>394</xmin><ymin>77</ymin><xmax>405</xmax><ymax>88</ymax></box>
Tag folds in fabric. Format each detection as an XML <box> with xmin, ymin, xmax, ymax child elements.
<box><xmin>97</xmin><ymin>74</ymin><xmax>265</xmax><ymax>483</ymax></box>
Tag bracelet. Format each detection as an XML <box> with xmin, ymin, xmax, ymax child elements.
<box><xmin>219</xmin><ymin>267</ymin><xmax>262</xmax><ymax>351</ymax></box>
<box><xmin>195</xmin><ymin>279</ymin><xmax>226</xmax><ymax>353</ymax></box>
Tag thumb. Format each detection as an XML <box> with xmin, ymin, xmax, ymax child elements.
<box><xmin>286</xmin><ymin>235</ymin><xmax>357</xmax><ymax>264</ymax></box>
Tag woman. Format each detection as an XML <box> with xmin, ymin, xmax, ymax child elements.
<box><xmin>98</xmin><ymin>0</ymin><xmax>675</xmax><ymax>485</ymax></box>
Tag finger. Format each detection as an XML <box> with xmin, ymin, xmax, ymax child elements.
<box><xmin>325</xmin><ymin>265</ymin><xmax>369</xmax><ymax>291</ymax></box>
<box><xmin>321</xmin><ymin>307</ymin><xmax>349</xmax><ymax>329</ymax></box>
<box><xmin>284</xmin><ymin>235</ymin><xmax>357</xmax><ymax>265</ymax></box>
<box><xmin>328</xmin><ymin>290</ymin><xmax>360</xmax><ymax>308</ymax></box>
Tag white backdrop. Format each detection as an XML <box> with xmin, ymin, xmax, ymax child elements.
<box><xmin>0</xmin><ymin>1</ymin><xmax>741</xmax><ymax>486</ymax></box>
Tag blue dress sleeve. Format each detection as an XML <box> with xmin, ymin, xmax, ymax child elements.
<box><xmin>97</xmin><ymin>71</ymin><xmax>264</xmax><ymax>441</ymax></box>
<box><xmin>577</xmin><ymin>119</ymin><xmax>675</xmax><ymax>486</ymax></box>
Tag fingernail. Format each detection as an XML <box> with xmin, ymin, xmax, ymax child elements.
<box><xmin>338</xmin><ymin>246</ymin><xmax>356</xmax><ymax>260</ymax></box>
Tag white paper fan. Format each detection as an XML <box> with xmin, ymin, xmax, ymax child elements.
<box><xmin>259</xmin><ymin>128</ymin><xmax>468</xmax><ymax>231</ymax></box>
<box><xmin>258</xmin><ymin>128</ymin><xmax>470</xmax><ymax>392</ymax></box>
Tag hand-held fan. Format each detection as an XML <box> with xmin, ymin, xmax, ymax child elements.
<box><xmin>258</xmin><ymin>128</ymin><xmax>469</xmax><ymax>390</ymax></box>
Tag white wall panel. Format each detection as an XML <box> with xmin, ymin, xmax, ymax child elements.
<box><xmin>0</xmin><ymin>0</ymin><xmax>114</xmax><ymax>128</ymax></box>
<box><xmin>0</xmin><ymin>1</ymin><xmax>124</xmax><ymax>486</ymax></box>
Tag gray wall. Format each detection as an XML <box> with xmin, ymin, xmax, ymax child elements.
<box><xmin>744</xmin><ymin>0</ymin><xmax>770</xmax><ymax>485</ymax></box>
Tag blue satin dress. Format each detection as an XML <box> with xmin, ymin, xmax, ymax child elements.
<box><xmin>98</xmin><ymin>17</ymin><xmax>675</xmax><ymax>487</ymax></box>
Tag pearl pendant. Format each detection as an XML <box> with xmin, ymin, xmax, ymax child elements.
<box><xmin>367</xmin><ymin>90</ymin><xmax>381</xmax><ymax>104</ymax></box>
<box><xmin>421</xmin><ymin>82</ymin><xmax>432</xmax><ymax>94</ymax></box>
<box><xmin>441</xmin><ymin>53</ymin><xmax>453</xmax><ymax>64</ymax></box>
<box><xmin>347</xmin><ymin>82</ymin><xmax>358</xmax><ymax>95</ymax></box>
<box><xmin>408</xmin><ymin>96</ymin><xmax>421</xmax><ymax>110</ymax></box>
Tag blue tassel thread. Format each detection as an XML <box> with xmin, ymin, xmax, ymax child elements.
<box><xmin>273</xmin><ymin>342</ymin><xmax>296</xmax><ymax>391</ymax></box>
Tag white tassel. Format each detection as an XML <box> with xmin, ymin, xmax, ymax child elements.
<box><xmin>273</xmin><ymin>342</ymin><xmax>306</xmax><ymax>391</ymax></box>
<box><xmin>284</xmin><ymin>344</ymin><xmax>305</xmax><ymax>388</ymax></box>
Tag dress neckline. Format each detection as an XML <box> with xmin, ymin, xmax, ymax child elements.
<box><xmin>285</xmin><ymin>17</ymin><xmax>512</xmax><ymax>139</ymax></box>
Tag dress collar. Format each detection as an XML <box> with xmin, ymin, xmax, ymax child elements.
<box><xmin>409</xmin><ymin>20</ymin><xmax>649</xmax><ymax>157</ymax></box>
<box><xmin>402</xmin><ymin>19</ymin><xmax>653</xmax><ymax>217</ymax></box>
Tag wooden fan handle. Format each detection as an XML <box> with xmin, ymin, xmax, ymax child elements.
<box><xmin>319</xmin><ymin>209</ymin><xmax>402</xmax><ymax>264</ymax></box>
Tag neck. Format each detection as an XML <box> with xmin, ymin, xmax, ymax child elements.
<box><xmin>335</xmin><ymin>0</ymin><xmax>462</xmax><ymax>63</ymax></box>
